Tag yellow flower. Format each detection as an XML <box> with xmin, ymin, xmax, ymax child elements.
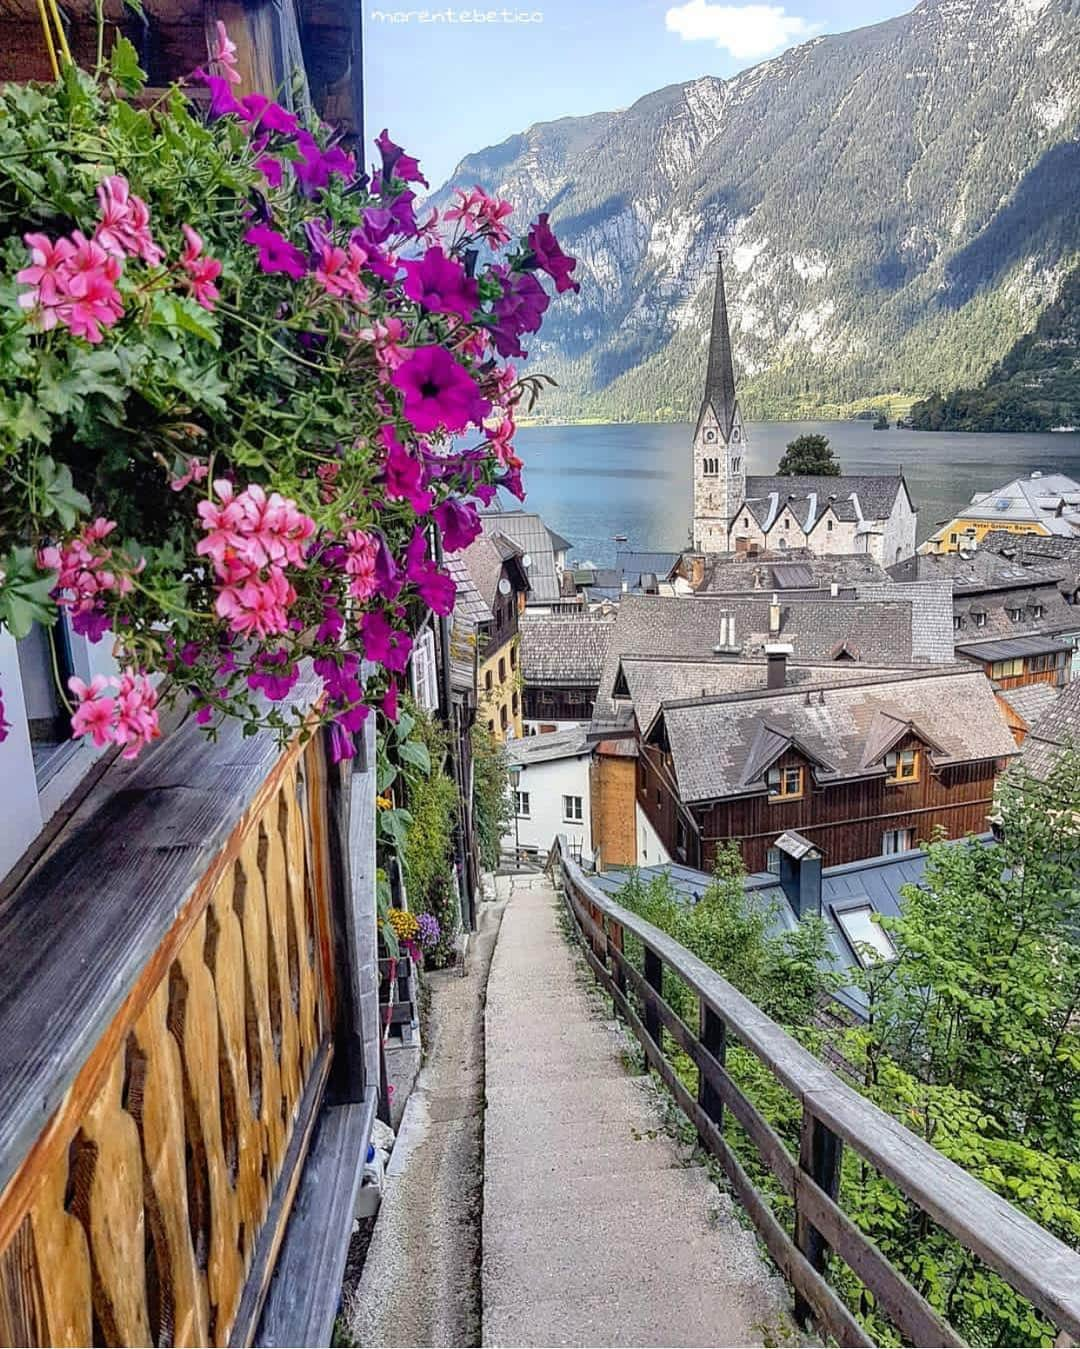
<box><xmin>388</xmin><ymin>907</ymin><xmax>420</xmax><ymax>940</ymax></box>
<box><xmin>376</xmin><ymin>794</ymin><xmax>392</xmax><ymax>810</ymax></box>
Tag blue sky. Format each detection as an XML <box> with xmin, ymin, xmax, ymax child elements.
<box><xmin>364</xmin><ymin>0</ymin><xmax>917</xmax><ymax>190</ymax></box>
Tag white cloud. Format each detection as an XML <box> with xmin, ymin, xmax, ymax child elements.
<box><xmin>664</xmin><ymin>0</ymin><xmax>821</xmax><ymax>60</ymax></box>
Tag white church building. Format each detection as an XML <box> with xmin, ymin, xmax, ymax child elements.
<box><xmin>691</xmin><ymin>251</ymin><xmax>917</xmax><ymax>567</ymax></box>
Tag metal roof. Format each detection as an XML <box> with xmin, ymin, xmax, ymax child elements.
<box><xmin>505</xmin><ymin>725</ymin><xmax>591</xmax><ymax>766</ymax></box>
<box><xmin>955</xmin><ymin>634</ymin><xmax>1074</xmax><ymax>661</ymax></box>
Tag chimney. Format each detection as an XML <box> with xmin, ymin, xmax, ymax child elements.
<box><xmin>768</xmin><ymin>592</ymin><xmax>782</xmax><ymax>637</ymax></box>
<box><xmin>775</xmin><ymin>831</ymin><xmax>823</xmax><ymax>918</ymax></box>
<box><xmin>718</xmin><ymin>611</ymin><xmax>728</xmax><ymax>647</ymax></box>
<box><xmin>830</xmin><ymin>582</ymin><xmax>839</xmax><ymax>598</ymax></box>
<box><xmin>765</xmin><ymin>642</ymin><xmax>793</xmax><ymax>689</ymax></box>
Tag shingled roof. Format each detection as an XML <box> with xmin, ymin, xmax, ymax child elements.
<box><xmin>698</xmin><ymin>552</ymin><xmax>889</xmax><ymax>593</ymax></box>
<box><xmin>479</xmin><ymin>510</ymin><xmax>570</xmax><ymax>605</ymax></box>
<box><xmin>741</xmin><ymin>475</ymin><xmax>909</xmax><ymax>532</ymax></box>
<box><xmin>618</xmin><ymin>656</ymin><xmax>918</xmax><ymax>738</ymax></box>
<box><xmin>1021</xmin><ymin>679</ymin><xmax>1080</xmax><ymax>779</ymax></box>
<box><xmin>592</xmin><ymin>593</ymin><xmax>947</xmax><ymax>726</ymax></box>
<box><xmin>652</xmin><ymin>669</ymin><xmax>1017</xmax><ymax>804</ymax></box>
<box><xmin>519</xmin><ymin>614</ymin><xmax>615</xmax><ymax>686</ymax></box>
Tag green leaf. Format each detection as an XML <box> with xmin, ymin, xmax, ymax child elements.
<box><xmin>37</xmin><ymin>455</ymin><xmax>90</xmax><ymax>529</ymax></box>
<box><xmin>398</xmin><ymin>739</ymin><xmax>432</xmax><ymax>775</ymax></box>
<box><xmin>110</xmin><ymin>36</ymin><xmax>146</xmax><ymax>94</ymax></box>
<box><xmin>0</xmin><ymin>546</ymin><xmax>57</xmax><ymax>639</ymax></box>
<box><xmin>394</xmin><ymin>709</ymin><xmax>416</xmax><ymax>741</ymax></box>
<box><xmin>378</xmin><ymin>807</ymin><xmax>412</xmax><ymax>850</ymax></box>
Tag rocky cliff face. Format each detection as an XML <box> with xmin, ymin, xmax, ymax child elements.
<box><xmin>430</xmin><ymin>0</ymin><xmax>1080</xmax><ymax>419</ymax></box>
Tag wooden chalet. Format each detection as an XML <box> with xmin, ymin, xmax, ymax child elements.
<box><xmin>519</xmin><ymin>612</ymin><xmax>615</xmax><ymax>731</ymax></box>
<box><xmin>637</xmin><ymin>666</ymin><xmax>1018</xmax><ymax>873</ymax></box>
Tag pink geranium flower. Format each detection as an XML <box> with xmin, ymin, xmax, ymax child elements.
<box><xmin>391</xmin><ymin>344</ymin><xmax>490</xmax><ymax>435</ymax></box>
<box><xmin>210</xmin><ymin>20</ymin><xmax>241</xmax><ymax>84</ymax></box>
<box><xmin>180</xmin><ymin>225</ymin><xmax>222</xmax><ymax>311</ymax></box>
<box><xmin>444</xmin><ymin>187</ymin><xmax>514</xmax><ymax>245</ymax></box>
<box><xmin>16</xmin><ymin>233</ymin><xmax>74</xmax><ymax>329</ymax></box>
<box><xmin>358</xmin><ymin>316</ymin><xmax>408</xmax><ymax>377</ymax></box>
<box><xmin>61</xmin><ymin>231</ymin><xmax>124</xmax><ymax>343</ymax></box>
<box><xmin>315</xmin><ymin>241</ymin><xmax>370</xmax><ymax>304</ymax></box>
<box><xmin>345</xmin><ymin>529</ymin><xmax>379</xmax><ymax>601</ymax></box>
<box><xmin>215</xmin><ymin>568</ymin><xmax>296</xmax><ymax>637</ymax></box>
<box><xmin>95</xmin><ymin>176</ymin><xmax>164</xmax><ymax>266</ymax></box>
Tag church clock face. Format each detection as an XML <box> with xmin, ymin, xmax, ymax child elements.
<box><xmin>704</xmin><ymin>429</ymin><xmax>717</xmax><ymax>443</ymax></box>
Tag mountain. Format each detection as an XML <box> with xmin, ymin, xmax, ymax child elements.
<box><xmin>431</xmin><ymin>0</ymin><xmax>1080</xmax><ymax>422</ymax></box>
<box><xmin>911</xmin><ymin>263</ymin><xmax>1080</xmax><ymax>429</ymax></box>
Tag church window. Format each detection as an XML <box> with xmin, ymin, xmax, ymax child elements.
<box><xmin>743</xmin><ymin>517</ymin><xmax>749</xmax><ymax>529</ymax></box>
<box><xmin>732</xmin><ymin>457</ymin><xmax>741</xmax><ymax>473</ymax></box>
<box><xmin>784</xmin><ymin>516</ymin><xmax>791</xmax><ymax>529</ymax></box>
<box><xmin>703</xmin><ymin>457</ymin><xmax>719</xmax><ymax>476</ymax></box>
<box><xmin>827</xmin><ymin>519</ymin><xmax>833</xmax><ymax>532</ymax></box>
<box><xmin>777</xmin><ymin>538</ymin><xmax>788</xmax><ymax>551</ymax></box>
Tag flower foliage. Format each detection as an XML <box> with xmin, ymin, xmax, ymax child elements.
<box><xmin>0</xmin><ymin>50</ymin><xmax>576</xmax><ymax>760</ymax></box>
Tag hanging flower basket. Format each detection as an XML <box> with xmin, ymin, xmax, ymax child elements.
<box><xmin>0</xmin><ymin>35</ymin><xmax>578</xmax><ymax>760</ymax></box>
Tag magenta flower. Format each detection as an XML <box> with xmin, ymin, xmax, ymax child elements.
<box><xmin>180</xmin><ymin>225</ymin><xmax>222</xmax><ymax>310</ymax></box>
<box><xmin>382</xmin><ymin>679</ymin><xmax>399</xmax><ymax>722</ymax></box>
<box><xmin>345</xmin><ymin>529</ymin><xmax>379</xmax><ymax>601</ymax></box>
<box><xmin>401</xmin><ymin>246</ymin><xmax>478</xmax><ymax>321</ymax></box>
<box><xmin>112</xmin><ymin>671</ymin><xmax>161</xmax><ymax>758</ymax></box>
<box><xmin>247</xmin><ymin>648</ymin><xmax>300</xmax><ymax>701</ymax></box>
<box><xmin>69</xmin><ymin>676</ymin><xmax>117</xmax><ymax>748</ymax></box>
<box><xmin>434</xmin><ymin>497</ymin><xmax>481</xmax><ymax>552</ymax></box>
<box><xmin>375</xmin><ymin>129</ymin><xmax>428</xmax><ymax>189</ymax></box>
<box><xmin>16</xmin><ymin>232</ymin><xmax>74</xmax><ymax>330</ymax></box>
<box><xmin>244</xmin><ymin>224</ymin><xmax>308</xmax><ymax>279</ymax></box>
<box><xmin>239</xmin><ymin>93</ymin><xmax>299</xmax><ymax>136</ymax></box>
<box><xmin>293</xmin><ymin>130</ymin><xmax>355</xmax><ymax>196</ymax></box>
<box><xmin>215</xmin><ymin>569</ymin><xmax>296</xmax><ymax>637</ymax></box>
<box><xmin>391</xmin><ymin>345</ymin><xmax>490</xmax><ymax>435</ymax></box>
<box><xmin>256</xmin><ymin>155</ymin><xmax>284</xmax><ymax>188</ymax></box>
<box><xmin>490</xmin><ymin>268</ymin><xmax>549</xmax><ymax>358</ymax></box>
<box><xmin>381</xmin><ymin>425</ymin><xmax>433</xmax><ymax>514</ymax></box>
<box><xmin>404</xmin><ymin>528</ymin><xmax>456</xmax><ymax>616</ymax></box>
<box><xmin>526</xmin><ymin>213</ymin><xmax>579</xmax><ymax>294</ymax></box>
<box><xmin>362</xmin><ymin>608</ymin><xmax>412</xmax><ymax>673</ymax></box>
<box><xmin>62</xmin><ymin>231</ymin><xmax>124</xmax><ymax>343</ymax></box>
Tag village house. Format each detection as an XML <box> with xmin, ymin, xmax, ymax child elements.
<box><xmin>454</xmin><ymin>533</ymin><xmax>530</xmax><ymax>741</ymax></box>
<box><xmin>689</xmin><ymin>250</ymin><xmax>917</xmax><ymax>565</ymax></box>
<box><xmin>1020</xmin><ymin>678</ymin><xmax>1080</xmax><ymax>778</ymax></box>
<box><xmin>518</xmin><ymin>612</ymin><xmax>615</xmax><ymax>732</ymax></box>
<box><xmin>921</xmin><ymin>471</ymin><xmax>1080</xmax><ymax>554</ymax></box>
<box><xmin>503</xmin><ymin>725</ymin><xmax>594</xmax><ymax>863</ymax></box>
<box><xmin>479</xmin><ymin>509</ymin><xmax>579</xmax><ymax>613</ymax></box>
<box><xmin>637</xmin><ymin>667</ymin><xmax>1017</xmax><ymax>873</ymax></box>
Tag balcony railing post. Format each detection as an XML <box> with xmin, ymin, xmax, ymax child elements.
<box><xmin>698</xmin><ymin>1001</ymin><xmax>726</xmax><ymax>1135</ymax></box>
<box><xmin>794</xmin><ymin>1107</ymin><xmax>843</xmax><ymax>1329</ymax></box>
<box><xmin>643</xmin><ymin>946</ymin><xmax>663</xmax><ymax>1046</ymax></box>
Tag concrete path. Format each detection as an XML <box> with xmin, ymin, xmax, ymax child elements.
<box><xmin>482</xmin><ymin>873</ymin><xmax>791</xmax><ymax>1348</ymax></box>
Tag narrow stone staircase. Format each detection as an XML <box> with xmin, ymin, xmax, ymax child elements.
<box><xmin>482</xmin><ymin>873</ymin><xmax>792</xmax><ymax>1348</ymax></box>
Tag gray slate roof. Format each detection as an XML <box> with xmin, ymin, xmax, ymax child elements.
<box><xmin>444</xmin><ymin>554</ymin><xmax>485</xmax><ymax>693</ymax></box>
<box><xmin>999</xmin><ymin>683</ymin><xmax>1060</xmax><ymax>726</ymax></box>
<box><xmin>505</xmin><ymin>725</ymin><xmax>591</xmax><ymax>766</ymax></box>
<box><xmin>592</xmin><ymin>593</ymin><xmax>944</xmax><ymax>726</ymax></box>
<box><xmin>655</xmin><ymin>668</ymin><xmax>1016</xmax><ymax>804</ymax></box>
<box><xmin>743</xmin><ymin>475</ymin><xmax>907</xmax><ymax>532</ymax></box>
<box><xmin>519</xmin><ymin>614</ymin><xmax>615</xmax><ymax>686</ymax></box>
<box><xmin>698</xmin><ymin>552</ymin><xmax>889</xmax><ymax>594</ymax></box>
<box><xmin>855</xmin><ymin>582</ymin><xmax>955</xmax><ymax>663</ymax></box>
<box><xmin>1020</xmin><ymin>679</ymin><xmax>1080</xmax><ymax>779</ymax></box>
<box><xmin>458</xmin><ymin>535</ymin><xmax>512</xmax><ymax>613</ymax></box>
<box><xmin>618</xmin><ymin>656</ymin><xmax>917</xmax><ymax>738</ymax></box>
<box><xmin>480</xmin><ymin>509</ymin><xmax>570</xmax><ymax>604</ymax></box>
<box><xmin>977</xmin><ymin>531</ymin><xmax>1080</xmax><ymax>571</ymax></box>
<box><xmin>446</xmin><ymin>553</ymin><xmax>492</xmax><ymax>625</ymax></box>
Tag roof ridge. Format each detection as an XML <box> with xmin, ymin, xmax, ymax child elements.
<box><xmin>655</xmin><ymin>663</ymin><xmax>979</xmax><ymax>713</ymax></box>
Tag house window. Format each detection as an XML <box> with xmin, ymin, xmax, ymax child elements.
<box><xmin>886</xmin><ymin>748</ymin><xmax>919</xmax><ymax>783</ymax></box>
<box><xmin>834</xmin><ymin>904</ymin><xmax>896</xmax><ymax>966</ymax></box>
<box><xmin>510</xmin><ymin>644</ymin><xmax>517</xmax><ymax>670</ymax></box>
<box><xmin>500</xmin><ymin>704</ymin><xmax>509</xmax><ymax>730</ymax></box>
<box><xmin>498</xmin><ymin>656</ymin><xmax>506</xmax><ymax>682</ymax></box>
<box><xmin>882</xmin><ymin>828</ymin><xmax>913</xmax><ymax>855</ymax></box>
<box><xmin>953</xmin><ymin>615</ymin><xmax>963</xmax><ymax>631</ymax></box>
<box><xmin>515</xmin><ymin>790</ymin><xmax>530</xmax><ymax>817</ymax></box>
<box><xmin>487</xmin><ymin>719</ymin><xmax>495</xmax><ymax>735</ymax></box>
<box><xmin>765</xmin><ymin>846</ymin><xmax>781</xmax><ymax>875</ymax></box>
<box><xmin>484</xmin><ymin>669</ymin><xmax>493</xmax><ymax>692</ymax></box>
<box><xmin>990</xmin><ymin>657</ymin><xmax>1025</xmax><ymax>679</ymax></box>
<box><xmin>974</xmin><ymin>611</ymin><xmax>986</xmax><ymax>628</ymax></box>
<box><xmin>410</xmin><ymin>627</ymin><xmax>440</xmax><ymax>713</ymax></box>
<box><xmin>767</xmin><ymin>764</ymin><xmax>804</xmax><ymax>800</ymax></box>
<box><xmin>512</xmin><ymin>691</ymin><xmax>519</xmax><ymax>715</ymax></box>
<box><xmin>563</xmin><ymin>794</ymin><xmax>584</xmax><ymax>822</ymax></box>
<box><xmin>1006</xmin><ymin>606</ymin><xmax>1022</xmax><ymax>622</ymax></box>
<box><xmin>1032</xmin><ymin>603</ymin><xmax>1044</xmax><ymax>619</ymax></box>
<box><xmin>827</xmin><ymin>519</ymin><xmax>833</xmax><ymax>532</ymax></box>
<box><xmin>676</xmin><ymin>817</ymin><xmax>687</xmax><ymax>857</ymax></box>
<box><xmin>703</xmin><ymin>456</ymin><xmax>720</xmax><ymax>476</ymax></box>
<box><xmin>949</xmin><ymin>533</ymin><xmax>958</xmax><ymax>545</ymax></box>
<box><xmin>743</xmin><ymin>517</ymin><xmax>749</xmax><ymax>529</ymax></box>
<box><xmin>784</xmin><ymin>516</ymin><xmax>792</xmax><ymax>529</ymax></box>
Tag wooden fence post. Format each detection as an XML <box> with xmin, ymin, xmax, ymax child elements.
<box><xmin>643</xmin><ymin>946</ymin><xmax>663</xmax><ymax>1046</ymax></box>
<box><xmin>794</xmin><ymin>1107</ymin><xmax>843</xmax><ymax>1328</ymax></box>
<box><xmin>608</xmin><ymin>917</ymin><xmax>627</xmax><ymax>1012</ymax></box>
<box><xmin>698</xmin><ymin>1001</ymin><xmax>726</xmax><ymax>1135</ymax></box>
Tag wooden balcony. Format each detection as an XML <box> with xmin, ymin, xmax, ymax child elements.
<box><xmin>0</xmin><ymin>674</ymin><xmax>379</xmax><ymax>1346</ymax></box>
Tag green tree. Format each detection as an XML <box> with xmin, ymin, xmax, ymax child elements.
<box><xmin>471</xmin><ymin>725</ymin><xmax>513</xmax><ymax>871</ymax></box>
<box><xmin>776</xmin><ymin>434</ymin><xmax>842</xmax><ymax>476</ymax></box>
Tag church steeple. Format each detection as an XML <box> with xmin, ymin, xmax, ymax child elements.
<box><xmin>691</xmin><ymin>242</ymin><xmax>747</xmax><ymax>554</ymax></box>
<box><xmin>700</xmin><ymin>245</ymin><xmax>738</xmax><ymax>440</ymax></box>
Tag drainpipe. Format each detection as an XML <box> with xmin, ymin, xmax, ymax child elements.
<box><xmin>432</xmin><ymin>523</ymin><xmax>475</xmax><ymax>931</ymax></box>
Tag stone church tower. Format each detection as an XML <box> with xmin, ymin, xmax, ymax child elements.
<box><xmin>692</xmin><ymin>248</ymin><xmax>746</xmax><ymax>553</ymax></box>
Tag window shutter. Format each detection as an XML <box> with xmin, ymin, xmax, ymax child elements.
<box><xmin>412</xmin><ymin>629</ymin><xmax>439</xmax><ymax>712</ymax></box>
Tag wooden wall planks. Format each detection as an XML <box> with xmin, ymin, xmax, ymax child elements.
<box><xmin>0</xmin><ymin>727</ymin><xmax>337</xmax><ymax>1347</ymax></box>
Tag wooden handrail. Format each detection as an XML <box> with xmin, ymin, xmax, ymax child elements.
<box><xmin>551</xmin><ymin>834</ymin><xmax>1080</xmax><ymax>1346</ymax></box>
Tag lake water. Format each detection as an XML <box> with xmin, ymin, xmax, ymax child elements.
<box><xmin>510</xmin><ymin>422</ymin><xmax>1080</xmax><ymax>567</ymax></box>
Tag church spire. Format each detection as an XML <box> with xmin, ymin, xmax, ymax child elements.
<box><xmin>701</xmin><ymin>244</ymin><xmax>738</xmax><ymax>440</ymax></box>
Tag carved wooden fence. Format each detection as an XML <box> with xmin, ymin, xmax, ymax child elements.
<box><xmin>0</xmin><ymin>684</ymin><xmax>379</xmax><ymax>1346</ymax></box>
<box><xmin>552</xmin><ymin>836</ymin><xmax>1080</xmax><ymax>1348</ymax></box>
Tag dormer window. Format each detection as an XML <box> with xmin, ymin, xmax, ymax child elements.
<box><xmin>974</xmin><ymin>611</ymin><xmax>986</xmax><ymax>628</ymax></box>
<box><xmin>953</xmin><ymin>615</ymin><xmax>963</xmax><ymax>631</ymax></box>
<box><xmin>886</xmin><ymin>748</ymin><xmax>920</xmax><ymax>783</ymax></box>
<box><xmin>1006</xmin><ymin>606</ymin><xmax>1022</xmax><ymax>621</ymax></box>
<box><xmin>1032</xmin><ymin>603</ymin><xmax>1044</xmax><ymax>619</ymax></box>
<box><xmin>767</xmin><ymin>765</ymin><xmax>804</xmax><ymax>801</ymax></box>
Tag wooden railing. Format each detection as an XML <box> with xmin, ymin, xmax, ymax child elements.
<box><xmin>0</xmin><ymin>681</ymin><xmax>379</xmax><ymax>1347</ymax></box>
<box><xmin>551</xmin><ymin>836</ymin><xmax>1080</xmax><ymax>1348</ymax></box>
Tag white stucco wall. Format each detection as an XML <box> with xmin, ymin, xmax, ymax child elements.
<box><xmin>635</xmin><ymin>801</ymin><xmax>671</xmax><ymax>866</ymax></box>
<box><xmin>880</xmin><ymin>487</ymin><xmax>918</xmax><ymax>565</ymax></box>
<box><xmin>504</xmin><ymin>751</ymin><xmax>593</xmax><ymax>858</ymax></box>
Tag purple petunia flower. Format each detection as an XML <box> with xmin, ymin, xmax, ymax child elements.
<box><xmin>244</xmin><ymin>224</ymin><xmax>308</xmax><ymax>279</ymax></box>
<box><xmin>526</xmin><ymin>213</ymin><xmax>579</xmax><ymax>294</ymax></box>
<box><xmin>391</xmin><ymin>345</ymin><xmax>490</xmax><ymax>435</ymax></box>
<box><xmin>434</xmin><ymin>497</ymin><xmax>482</xmax><ymax>552</ymax></box>
<box><xmin>239</xmin><ymin>93</ymin><xmax>300</xmax><ymax>137</ymax></box>
<box><xmin>71</xmin><ymin>606</ymin><xmax>111</xmax><ymax>643</ymax></box>
<box><xmin>375</xmin><ymin>129</ymin><xmax>429</xmax><ymax>190</ymax></box>
<box><xmin>247</xmin><ymin>648</ymin><xmax>300</xmax><ymax>701</ymax></box>
<box><xmin>293</xmin><ymin>130</ymin><xmax>356</xmax><ymax>196</ymax></box>
<box><xmin>381</xmin><ymin>425</ymin><xmax>433</xmax><ymax>514</ymax></box>
<box><xmin>489</xmin><ymin>266</ymin><xmax>550</xmax><ymax>358</ymax></box>
<box><xmin>404</xmin><ymin>528</ymin><xmax>456</xmax><ymax>616</ymax></box>
<box><xmin>401</xmin><ymin>246</ymin><xmax>478</xmax><ymax>322</ymax></box>
<box><xmin>362</xmin><ymin>608</ymin><xmax>413</xmax><ymax>673</ymax></box>
<box><xmin>192</xmin><ymin>70</ymin><xmax>246</xmax><ymax>119</ymax></box>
